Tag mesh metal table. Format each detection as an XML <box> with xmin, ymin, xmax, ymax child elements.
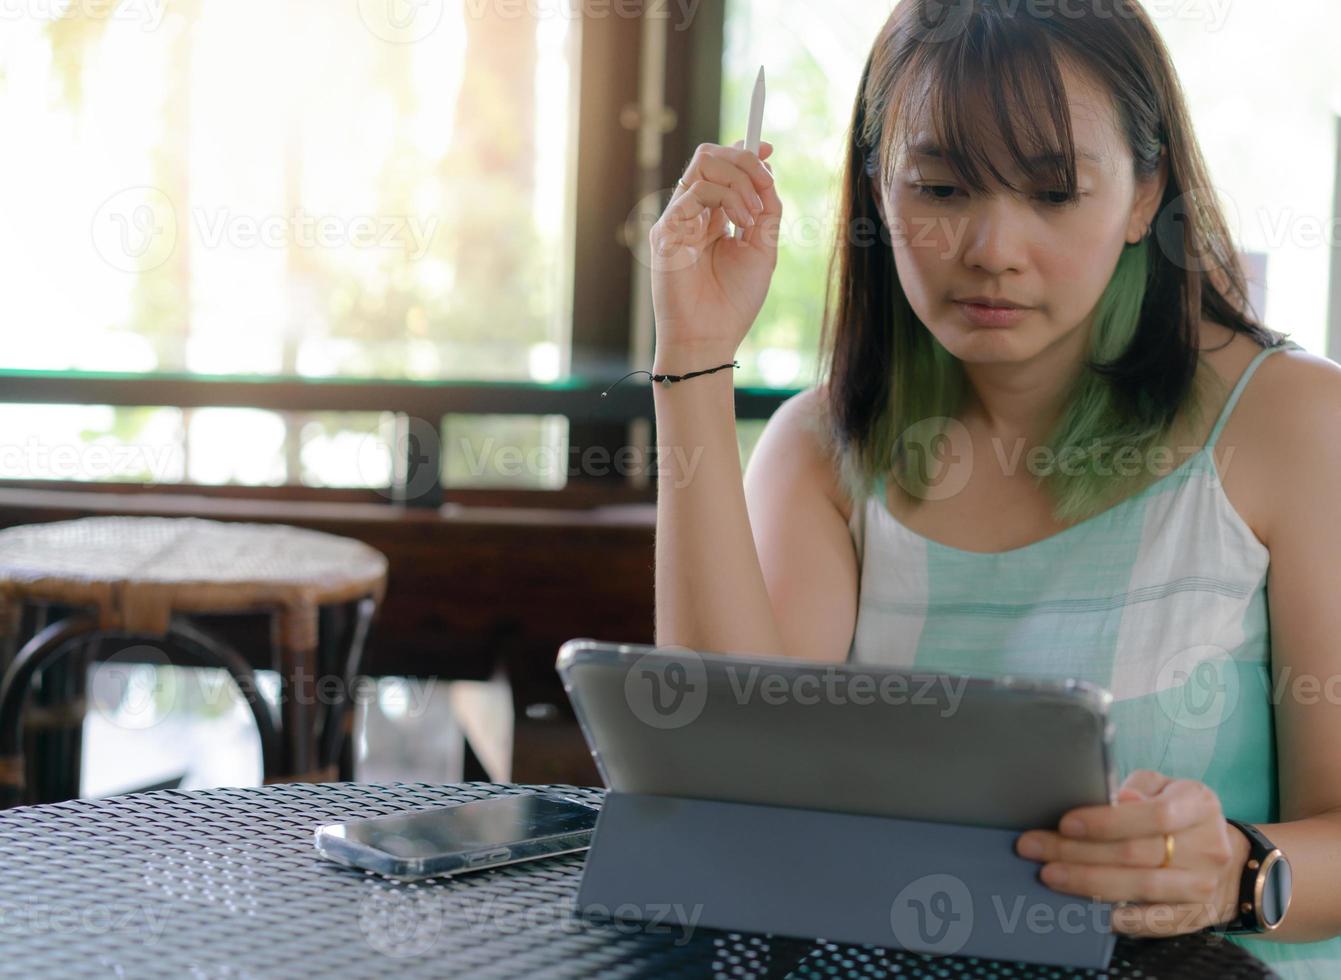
<box><xmin>0</xmin><ymin>782</ymin><xmax>1275</xmax><ymax>979</ymax></box>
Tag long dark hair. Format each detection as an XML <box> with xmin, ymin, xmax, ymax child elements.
<box><xmin>819</xmin><ymin>0</ymin><xmax>1288</xmax><ymax>521</ymax></box>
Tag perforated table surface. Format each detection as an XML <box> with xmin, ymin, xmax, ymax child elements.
<box><xmin>0</xmin><ymin>782</ymin><xmax>1274</xmax><ymax>978</ymax></box>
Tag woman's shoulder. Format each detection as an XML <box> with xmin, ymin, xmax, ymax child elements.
<box><xmin>1199</xmin><ymin>320</ymin><xmax>1341</xmax><ymax>549</ymax></box>
<box><xmin>757</xmin><ymin>385</ymin><xmax>858</xmax><ymax>523</ymax></box>
<box><xmin>1200</xmin><ymin>321</ymin><xmax>1338</xmax><ymax>426</ymax></box>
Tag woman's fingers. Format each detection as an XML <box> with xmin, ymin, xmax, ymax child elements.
<box><xmin>1074</xmin><ymin>780</ymin><xmax>1215</xmax><ymax>842</ymax></box>
<box><xmin>1017</xmin><ymin>830</ymin><xmax>1169</xmax><ymax>868</ymax></box>
<box><xmin>668</xmin><ymin>175</ymin><xmax>755</xmax><ymax>235</ymax></box>
<box><xmin>1039</xmin><ymin>862</ymin><xmax>1218</xmax><ymax>906</ymax></box>
<box><xmin>1119</xmin><ymin>769</ymin><xmax>1172</xmax><ymax>800</ymax></box>
<box><xmin>656</xmin><ymin>180</ymin><xmax>734</xmax><ymax>259</ymax></box>
<box><xmin>673</xmin><ymin>141</ymin><xmax>771</xmax><ymax>204</ymax></box>
<box><xmin>726</xmin><ymin>140</ymin><xmax>776</xmax><ymax>191</ymax></box>
<box><xmin>659</xmin><ymin>140</ymin><xmax>778</xmax><ymax>253</ymax></box>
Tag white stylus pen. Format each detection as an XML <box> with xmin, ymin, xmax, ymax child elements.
<box><xmin>735</xmin><ymin>65</ymin><xmax>766</xmax><ymax>241</ymax></box>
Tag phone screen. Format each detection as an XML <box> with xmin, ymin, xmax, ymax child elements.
<box><xmin>332</xmin><ymin>794</ymin><xmax>598</xmax><ymax>860</ymax></box>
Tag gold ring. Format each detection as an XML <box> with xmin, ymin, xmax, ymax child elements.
<box><xmin>1159</xmin><ymin>832</ymin><xmax>1175</xmax><ymax>868</ymax></box>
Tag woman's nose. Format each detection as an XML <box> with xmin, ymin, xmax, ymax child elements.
<box><xmin>959</xmin><ymin>198</ymin><xmax>1031</xmax><ymax>275</ymax></box>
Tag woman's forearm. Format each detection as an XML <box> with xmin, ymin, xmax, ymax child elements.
<box><xmin>1235</xmin><ymin>807</ymin><xmax>1341</xmax><ymax>943</ymax></box>
<box><xmin>652</xmin><ymin>345</ymin><xmax>786</xmax><ymax>658</ymax></box>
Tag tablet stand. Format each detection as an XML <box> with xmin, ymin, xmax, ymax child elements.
<box><xmin>576</xmin><ymin>792</ymin><xmax>1116</xmax><ymax>970</ymax></box>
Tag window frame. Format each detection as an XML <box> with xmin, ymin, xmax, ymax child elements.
<box><xmin>0</xmin><ymin>1</ymin><xmax>800</xmax><ymax>508</ymax></box>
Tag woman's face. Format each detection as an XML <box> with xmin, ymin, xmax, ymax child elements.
<box><xmin>874</xmin><ymin>61</ymin><xmax>1166</xmax><ymax>364</ymax></box>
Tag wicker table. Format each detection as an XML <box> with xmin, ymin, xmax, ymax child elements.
<box><xmin>0</xmin><ymin>516</ymin><xmax>387</xmax><ymax>805</ymax></box>
<box><xmin>0</xmin><ymin>781</ymin><xmax>1274</xmax><ymax>979</ymax></box>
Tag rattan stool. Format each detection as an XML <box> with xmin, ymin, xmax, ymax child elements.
<box><xmin>0</xmin><ymin>516</ymin><xmax>387</xmax><ymax>807</ymax></box>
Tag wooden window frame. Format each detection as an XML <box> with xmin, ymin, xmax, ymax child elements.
<box><xmin>0</xmin><ymin>1</ymin><xmax>798</xmax><ymax>509</ymax></box>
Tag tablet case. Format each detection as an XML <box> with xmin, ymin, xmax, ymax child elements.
<box><xmin>577</xmin><ymin>792</ymin><xmax>1116</xmax><ymax>969</ymax></box>
<box><xmin>558</xmin><ymin>639</ymin><xmax>1118</xmax><ymax>969</ymax></box>
<box><xmin>557</xmin><ymin>640</ymin><xmax>1117</xmax><ymax>831</ymax></box>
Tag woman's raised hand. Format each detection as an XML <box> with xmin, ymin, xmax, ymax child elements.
<box><xmin>649</xmin><ymin>139</ymin><xmax>781</xmax><ymax>361</ymax></box>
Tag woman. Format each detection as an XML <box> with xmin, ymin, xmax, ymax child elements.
<box><xmin>648</xmin><ymin>1</ymin><xmax>1341</xmax><ymax>975</ymax></box>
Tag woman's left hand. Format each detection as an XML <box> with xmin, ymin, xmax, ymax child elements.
<box><xmin>1014</xmin><ymin>769</ymin><xmax>1250</xmax><ymax>937</ymax></box>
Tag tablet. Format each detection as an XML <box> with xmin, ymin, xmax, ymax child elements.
<box><xmin>556</xmin><ymin>639</ymin><xmax>1117</xmax><ymax>831</ymax></box>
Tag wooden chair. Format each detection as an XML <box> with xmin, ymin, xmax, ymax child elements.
<box><xmin>0</xmin><ymin>516</ymin><xmax>386</xmax><ymax>807</ymax></box>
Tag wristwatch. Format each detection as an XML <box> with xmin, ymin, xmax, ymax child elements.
<box><xmin>1220</xmin><ymin>818</ymin><xmax>1293</xmax><ymax>934</ymax></box>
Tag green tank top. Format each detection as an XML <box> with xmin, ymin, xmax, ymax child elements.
<box><xmin>847</xmin><ymin>338</ymin><xmax>1340</xmax><ymax>975</ymax></box>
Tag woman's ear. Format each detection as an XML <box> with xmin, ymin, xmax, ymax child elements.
<box><xmin>1128</xmin><ymin>143</ymin><xmax>1169</xmax><ymax>244</ymax></box>
<box><xmin>866</xmin><ymin>151</ymin><xmax>886</xmax><ymax>215</ymax></box>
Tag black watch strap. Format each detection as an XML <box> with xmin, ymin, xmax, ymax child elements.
<box><xmin>1220</xmin><ymin>818</ymin><xmax>1292</xmax><ymax>935</ymax></box>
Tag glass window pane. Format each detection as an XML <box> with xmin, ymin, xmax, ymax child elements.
<box><xmin>1146</xmin><ymin>4</ymin><xmax>1341</xmax><ymax>352</ymax></box>
<box><xmin>299</xmin><ymin>411</ymin><xmax>398</xmax><ymax>489</ymax></box>
<box><xmin>720</xmin><ymin>1</ymin><xmax>899</xmax><ymax>389</ymax></box>
<box><xmin>443</xmin><ymin>414</ymin><xmax>569</xmax><ymax>489</ymax></box>
<box><xmin>0</xmin><ymin>405</ymin><xmax>184</xmax><ymax>483</ymax></box>
<box><xmin>0</xmin><ymin>0</ymin><xmax>579</xmax><ymax>382</ymax></box>
<box><xmin>185</xmin><ymin>408</ymin><xmax>287</xmax><ymax>485</ymax></box>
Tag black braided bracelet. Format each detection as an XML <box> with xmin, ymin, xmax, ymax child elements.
<box><xmin>600</xmin><ymin>360</ymin><xmax>739</xmax><ymax>398</ymax></box>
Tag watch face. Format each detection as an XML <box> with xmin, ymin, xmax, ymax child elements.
<box><xmin>1261</xmin><ymin>855</ymin><xmax>1292</xmax><ymax>928</ymax></box>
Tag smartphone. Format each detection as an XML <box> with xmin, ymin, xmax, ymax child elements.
<box><xmin>313</xmin><ymin>792</ymin><xmax>600</xmax><ymax>881</ymax></box>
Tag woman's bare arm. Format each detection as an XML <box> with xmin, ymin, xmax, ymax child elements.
<box><xmin>652</xmin><ymin>378</ymin><xmax>857</xmax><ymax>662</ymax></box>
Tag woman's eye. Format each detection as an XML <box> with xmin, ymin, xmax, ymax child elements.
<box><xmin>911</xmin><ymin>184</ymin><xmax>1082</xmax><ymax>207</ymax></box>
<box><xmin>914</xmin><ymin>184</ymin><xmax>962</xmax><ymax>202</ymax></box>
<box><xmin>1037</xmin><ymin>189</ymin><xmax>1081</xmax><ymax>207</ymax></box>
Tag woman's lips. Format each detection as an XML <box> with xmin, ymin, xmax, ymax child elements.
<box><xmin>955</xmin><ymin>301</ymin><xmax>1033</xmax><ymax>327</ymax></box>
